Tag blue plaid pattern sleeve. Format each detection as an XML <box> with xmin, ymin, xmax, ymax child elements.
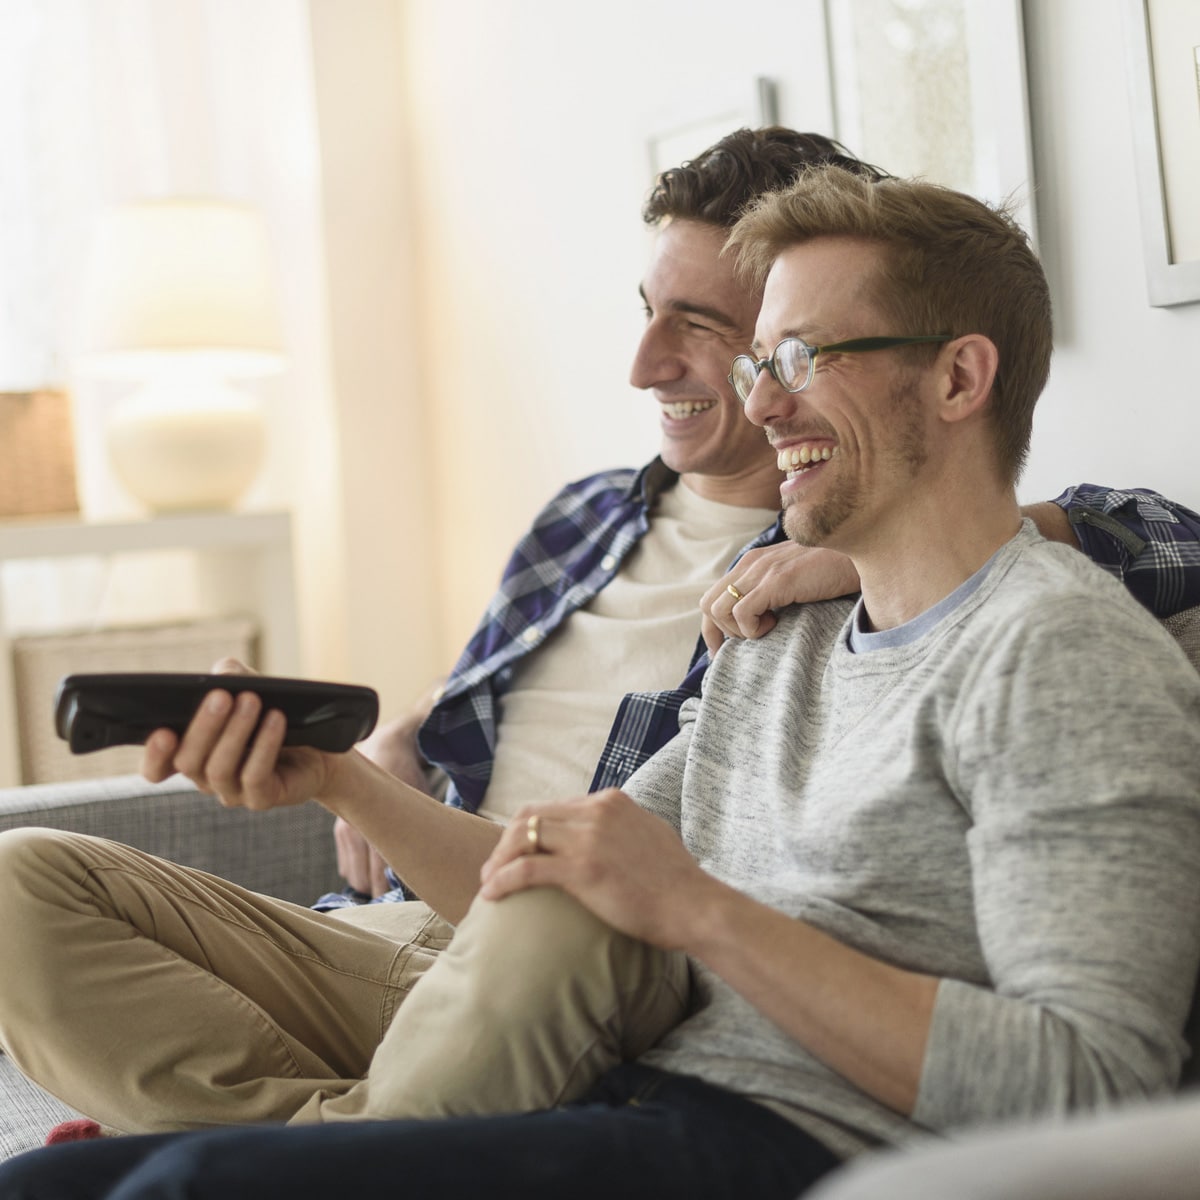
<box><xmin>417</xmin><ymin>460</ymin><xmax>783</xmax><ymax>809</ymax></box>
<box><xmin>1055</xmin><ymin>484</ymin><xmax>1200</xmax><ymax>617</ymax></box>
<box><xmin>416</xmin><ymin>460</ymin><xmax>676</xmax><ymax>813</ymax></box>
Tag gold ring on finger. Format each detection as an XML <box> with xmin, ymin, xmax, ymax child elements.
<box><xmin>526</xmin><ymin>813</ymin><xmax>543</xmax><ymax>854</ymax></box>
<box><xmin>726</xmin><ymin>583</ymin><xmax>743</xmax><ymax>601</ymax></box>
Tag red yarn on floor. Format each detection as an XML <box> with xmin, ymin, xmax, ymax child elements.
<box><xmin>45</xmin><ymin>1118</ymin><xmax>104</xmax><ymax>1145</ymax></box>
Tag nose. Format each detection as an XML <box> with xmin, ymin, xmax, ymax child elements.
<box><xmin>741</xmin><ymin>364</ymin><xmax>797</xmax><ymax>430</ymax></box>
<box><xmin>629</xmin><ymin>319</ymin><xmax>683</xmax><ymax>390</ymax></box>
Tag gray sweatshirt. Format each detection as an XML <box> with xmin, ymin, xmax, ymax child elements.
<box><xmin>626</xmin><ymin>522</ymin><xmax>1200</xmax><ymax>1160</ymax></box>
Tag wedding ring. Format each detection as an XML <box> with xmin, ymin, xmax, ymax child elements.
<box><xmin>526</xmin><ymin>814</ymin><xmax>543</xmax><ymax>854</ymax></box>
<box><xmin>726</xmin><ymin>583</ymin><xmax>743</xmax><ymax>601</ymax></box>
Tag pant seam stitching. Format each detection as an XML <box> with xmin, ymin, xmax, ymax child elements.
<box><xmin>81</xmin><ymin>862</ymin><xmax>407</xmax><ymax>990</ymax></box>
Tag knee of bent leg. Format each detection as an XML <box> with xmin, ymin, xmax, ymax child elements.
<box><xmin>459</xmin><ymin>886</ymin><xmax>676</xmax><ymax>1011</ymax></box>
<box><xmin>472</xmin><ymin>888</ymin><xmax>619</xmax><ymax>973</ymax></box>
<box><xmin>0</xmin><ymin>827</ymin><xmax>91</xmax><ymax>911</ymax></box>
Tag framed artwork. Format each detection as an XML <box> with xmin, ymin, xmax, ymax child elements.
<box><xmin>646</xmin><ymin>77</ymin><xmax>780</xmax><ymax>179</ymax></box>
<box><xmin>1124</xmin><ymin>0</ymin><xmax>1200</xmax><ymax>307</ymax></box>
<box><xmin>823</xmin><ymin>0</ymin><xmax>1037</xmax><ymax>244</ymax></box>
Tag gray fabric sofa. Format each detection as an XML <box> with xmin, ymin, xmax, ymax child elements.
<box><xmin>0</xmin><ymin>773</ymin><xmax>340</xmax><ymax>1159</ymax></box>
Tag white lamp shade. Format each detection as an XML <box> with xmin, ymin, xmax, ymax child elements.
<box><xmin>80</xmin><ymin>199</ymin><xmax>285</xmax><ymax>379</ymax></box>
<box><xmin>106</xmin><ymin>379</ymin><xmax>267</xmax><ymax>511</ymax></box>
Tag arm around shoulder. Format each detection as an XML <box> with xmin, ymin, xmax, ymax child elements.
<box><xmin>1045</xmin><ymin>484</ymin><xmax>1200</xmax><ymax>616</ymax></box>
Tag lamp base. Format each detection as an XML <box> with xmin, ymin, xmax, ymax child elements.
<box><xmin>106</xmin><ymin>380</ymin><xmax>266</xmax><ymax>512</ymax></box>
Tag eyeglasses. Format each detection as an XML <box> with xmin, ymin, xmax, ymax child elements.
<box><xmin>727</xmin><ymin>334</ymin><xmax>952</xmax><ymax>404</ymax></box>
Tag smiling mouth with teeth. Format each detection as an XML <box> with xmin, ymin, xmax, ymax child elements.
<box><xmin>662</xmin><ymin>400</ymin><xmax>718</xmax><ymax>420</ymax></box>
<box><xmin>776</xmin><ymin>445</ymin><xmax>839</xmax><ymax>476</ymax></box>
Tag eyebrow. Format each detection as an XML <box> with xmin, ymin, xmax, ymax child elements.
<box><xmin>749</xmin><ymin>324</ymin><xmax>843</xmax><ymax>355</ymax></box>
<box><xmin>750</xmin><ymin>328</ymin><xmax>806</xmax><ymax>356</ymax></box>
<box><xmin>639</xmin><ymin>285</ymin><xmax>739</xmax><ymax>331</ymax></box>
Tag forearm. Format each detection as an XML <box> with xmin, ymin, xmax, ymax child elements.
<box><xmin>321</xmin><ymin>752</ymin><xmax>501</xmax><ymax>923</ymax></box>
<box><xmin>924</xmin><ymin>601</ymin><xmax>1200</xmax><ymax>1125</ymax></box>
<box><xmin>682</xmin><ymin>876</ymin><xmax>937</xmax><ymax>1116</ymax></box>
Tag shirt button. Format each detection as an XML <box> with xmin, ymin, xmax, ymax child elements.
<box><xmin>601</xmin><ymin>554</ymin><xmax>617</xmax><ymax>571</ymax></box>
<box><xmin>521</xmin><ymin>628</ymin><xmax>540</xmax><ymax>646</ymax></box>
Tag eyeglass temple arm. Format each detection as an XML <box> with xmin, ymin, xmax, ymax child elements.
<box><xmin>819</xmin><ymin>335</ymin><xmax>952</xmax><ymax>354</ymax></box>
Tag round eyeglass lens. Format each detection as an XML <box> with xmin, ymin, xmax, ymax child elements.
<box><xmin>729</xmin><ymin>356</ymin><xmax>758</xmax><ymax>403</ymax></box>
<box><xmin>774</xmin><ymin>339</ymin><xmax>813</xmax><ymax>392</ymax></box>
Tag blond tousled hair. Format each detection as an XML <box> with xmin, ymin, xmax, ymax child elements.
<box><xmin>727</xmin><ymin>167</ymin><xmax>1052</xmax><ymax>483</ymax></box>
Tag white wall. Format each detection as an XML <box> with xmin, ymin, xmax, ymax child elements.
<box><xmin>380</xmin><ymin>0</ymin><xmax>1200</xmax><ymax>678</ymax></box>
<box><xmin>1020</xmin><ymin>0</ymin><xmax>1200</xmax><ymax>510</ymax></box>
<box><xmin>397</xmin><ymin>0</ymin><xmax>837</xmax><ymax>662</ymax></box>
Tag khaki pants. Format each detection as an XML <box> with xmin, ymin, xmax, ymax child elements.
<box><xmin>0</xmin><ymin>828</ymin><xmax>688</xmax><ymax>1133</ymax></box>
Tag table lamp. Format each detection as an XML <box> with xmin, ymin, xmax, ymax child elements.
<box><xmin>79</xmin><ymin>199</ymin><xmax>285</xmax><ymax>512</ymax></box>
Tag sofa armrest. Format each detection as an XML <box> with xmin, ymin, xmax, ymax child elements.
<box><xmin>0</xmin><ymin>773</ymin><xmax>339</xmax><ymax>905</ymax></box>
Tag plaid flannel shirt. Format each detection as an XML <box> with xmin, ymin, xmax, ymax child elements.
<box><xmin>1055</xmin><ymin>483</ymin><xmax>1200</xmax><ymax>616</ymax></box>
<box><xmin>315</xmin><ymin>470</ymin><xmax>1200</xmax><ymax>909</ymax></box>
<box><xmin>415</xmin><ymin>457</ymin><xmax>783</xmax><ymax>810</ymax></box>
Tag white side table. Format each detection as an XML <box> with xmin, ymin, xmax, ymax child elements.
<box><xmin>0</xmin><ymin>511</ymin><xmax>299</xmax><ymax>787</ymax></box>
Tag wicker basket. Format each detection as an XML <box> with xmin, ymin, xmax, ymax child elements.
<box><xmin>0</xmin><ymin>390</ymin><xmax>79</xmax><ymax>517</ymax></box>
<box><xmin>12</xmin><ymin>615</ymin><xmax>259</xmax><ymax>784</ymax></box>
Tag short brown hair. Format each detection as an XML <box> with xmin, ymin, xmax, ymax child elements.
<box><xmin>728</xmin><ymin>167</ymin><xmax>1052</xmax><ymax>482</ymax></box>
<box><xmin>642</xmin><ymin>127</ymin><xmax>887</xmax><ymax>231</ymax></box>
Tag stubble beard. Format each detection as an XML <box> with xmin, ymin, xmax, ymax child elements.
<box><xmin>783</xmin><ymin>475</ymin><xmax>861</xmax><ymax>548</ymax></box>
<box><xmin>782</xmin><ymin>376</ymin><xmax>927</xmax><ymax>550</ymax></box>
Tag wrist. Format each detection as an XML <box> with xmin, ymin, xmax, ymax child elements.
<box><xmin>315</xmin><ymin>748</ymin><xmax>379</xmax><ymax>818</ymax></box>
<box><xmin>674</xmin><ymin>871</ymin><xmax>746</xmax><ymax>957</ymax></box>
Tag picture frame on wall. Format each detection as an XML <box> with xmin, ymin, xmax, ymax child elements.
<box><xmin>823</xmin><ymin>0</ymin><xmax>1037</xmax><ymax>245</ymax></box>
<box><xmin>646</xmin><ymin>77</ymin><xmax>781</xmax><ymax>180</ymax></box>
<box><xmin>1124</xmin><ymin>0</ymin><xmax>1200</xmax><ymax>307</ymax></box>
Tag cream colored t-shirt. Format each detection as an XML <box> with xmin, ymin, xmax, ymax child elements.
<box><xmin>478</xmin><ymin>481</ymin><xmax>776</xmax><ymax>821</ymax></box>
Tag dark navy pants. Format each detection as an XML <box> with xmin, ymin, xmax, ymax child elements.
<box><xmin>0</xmin><ymin>1066</ymin><xmax>842</xmax><ymax>1199</ymax></box>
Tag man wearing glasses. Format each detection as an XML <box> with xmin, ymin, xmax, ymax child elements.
<box><xmin>5</xmin><ymin>163</ymin><xmax>1199</xmax><ymax>1200</ymax></box>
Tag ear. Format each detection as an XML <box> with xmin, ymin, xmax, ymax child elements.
<box><xmin>935</xmin><ymin>334</ymin><xmax>998</xmax><ymax>426</ymax></box>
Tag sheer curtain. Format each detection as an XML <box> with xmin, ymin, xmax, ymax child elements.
<box><xmin>0</xmin><ymin>0</ymin><xmax>344</xmax><ymax>665</ymax></box>
<box><xmin>0</xmin><ymin>2</ymin><xmax>101</xmax><ymax>389</ymax></box>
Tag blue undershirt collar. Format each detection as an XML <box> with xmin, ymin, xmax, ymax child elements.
<box><xmin>848</xmin><ymin>547</ymin><xmax>1003</xmax><ymax>654</ymax></box>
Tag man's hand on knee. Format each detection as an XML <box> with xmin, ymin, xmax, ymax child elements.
<box><xmin>478</xmin><ymin>789</ymin><xmax>717</xmax><ymax>951</ymax></box>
